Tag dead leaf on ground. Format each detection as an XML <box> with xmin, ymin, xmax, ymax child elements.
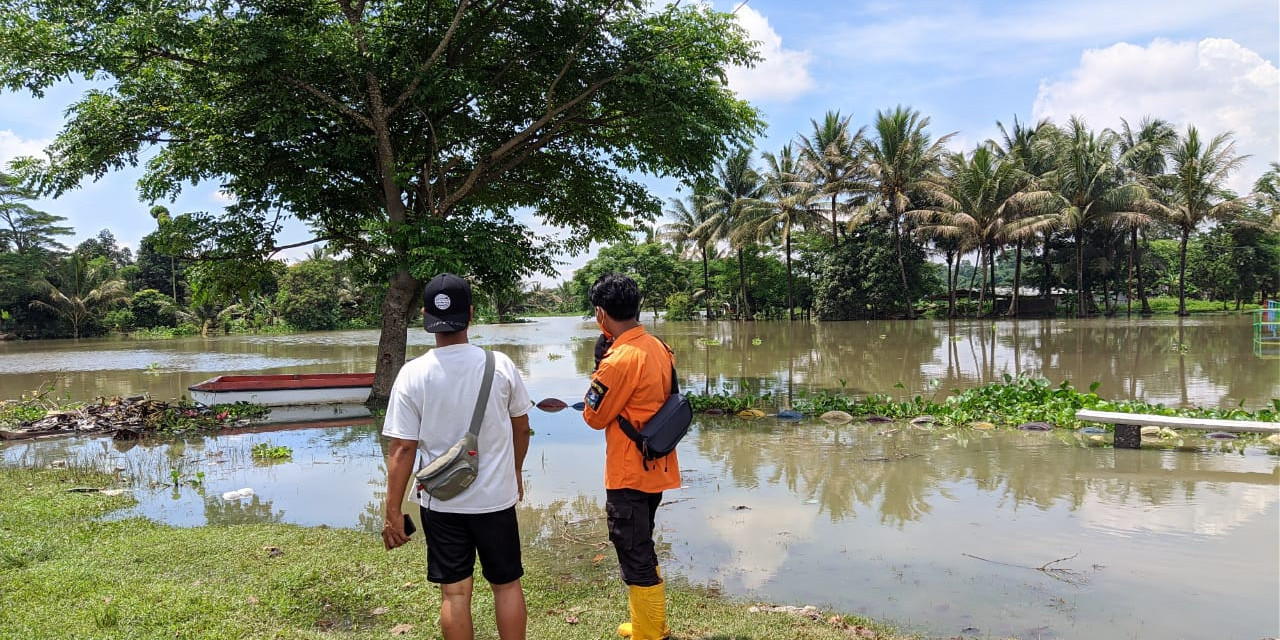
<box><xmin>390</xmin><ymin>623</ymin><xmax>414</xmax><ymax>635</ymax></box>
<box><xmin>565</xmin><ymin>614</ymin><xmax>579</xmax><ymax>624</ymax></box>
<box><xmin>592</xmin><ymin>554</ymin><xmax>605</xmax><ymax>564</ymax></box>
<box><xmin>371</xmin><ymin>606</ymin><xmax>389</xmax><ymax>616</ymax></box>
<box><xmin>247</xmin><ymin>596</ymin><xmax>260</xmax><ymax>605</ymax></box>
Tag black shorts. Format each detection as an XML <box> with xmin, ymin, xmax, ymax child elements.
<box><xmin>419</xmin><ymin>505</ymin><xmax>524</xmax><ymax>586</ymax></box>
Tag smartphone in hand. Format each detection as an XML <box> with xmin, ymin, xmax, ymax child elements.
<box><xmin>403</xmin><ymin>513</ymin><xmax>417</xmax><ymax>537</ymax></box>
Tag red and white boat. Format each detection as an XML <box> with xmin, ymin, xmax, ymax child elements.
<box><xmin>188</xmin><ymin>373</ymin><xmax>375</xmax><ymax>407</ymax></box>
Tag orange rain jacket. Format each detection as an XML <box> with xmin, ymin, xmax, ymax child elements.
<box><xmin>583</xmin><ymin>325</ymin><xmax>682</xmax><ymax>493</ymax></box>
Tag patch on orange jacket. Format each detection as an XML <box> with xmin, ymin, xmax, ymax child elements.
<box><xmin>585</xmin><ymin>378</ymin><xmax>609</xmax><ymax>410</ymax></box>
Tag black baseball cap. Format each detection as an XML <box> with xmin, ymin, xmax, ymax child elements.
<box><xmin>423</xmin><ymin>273</ymin><xmax>472</xmax><ymax>333</ymax></box>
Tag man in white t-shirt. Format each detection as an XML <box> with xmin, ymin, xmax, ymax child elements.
<box><xmin>382</xmin><ymin>273</ymin><xmax>533</xmax><ymax>640</ymax></box>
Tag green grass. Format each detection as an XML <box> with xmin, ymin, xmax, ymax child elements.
<box><xmin>1141</xmin><ymin>296</ymin><xmax>1262</xmax><ymax>315</ymax></box>
<box><xmin>0</xmin><ymin>466</ymin><xmax>917</xmax><ymax>640</ymax></box>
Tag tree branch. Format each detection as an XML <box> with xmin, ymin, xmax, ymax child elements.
<box><xmin>387</xmin><ymin>0</ymin><xmax>475</xmax><ymax>116</ymax></box>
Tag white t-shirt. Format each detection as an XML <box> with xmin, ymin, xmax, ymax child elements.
<box><xmin>382</xmin><ymin>344</ymin><xmax>532</xmax><ymax>514</ymax></box>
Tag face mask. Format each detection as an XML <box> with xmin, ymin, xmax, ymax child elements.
<box><xmin>595</xmin><ymin>307</ymin><xmax>613</xmax><ymax>339</ymax></box>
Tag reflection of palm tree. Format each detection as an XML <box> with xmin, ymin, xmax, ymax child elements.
<box><xmin>29</xmin><ymin>253</ymin><xmax>128</xmax><ymax>338</ymax></box>
<box><xmin>758</xmin><ymin>144</ymin><xmax>822</xmax><ymax>321</ymax></box>
<box><xmin>701</xmin><ymin>148</ymin><xmax>764</xmax><ymax>320</ymax></box>
<box><xmin>1149</xmin><ymin>127</ymin><xmax>1248</xmax><ymax>316</ymax></box>
<box><xmin>855</xmin><ymin>106</ymin><xmax>954</xmax><ymax>319</ymax></box>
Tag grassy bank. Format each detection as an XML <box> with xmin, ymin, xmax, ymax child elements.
<box><xmin>0</xmin><ymin>466</ymin><xmax>913</xmax><ymax>640</ymax></box>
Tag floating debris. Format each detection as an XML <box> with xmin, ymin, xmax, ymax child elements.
<box><xmin>1204</xmin><ymin>431</ymin><xmax>1238</xmax><ymax>440</ymax></box>
<box><xmin>776</xmin><ymin>409</ymin><xmax>803</xmax><ymax>421</ymax></box>
<box><xmin>0</xmin><ymin>395</ymin><xmax>264</xmax><ymax>441</ymax></box>
<box><xmin>970</xmin><ymin>421</ymin><xmax>996</xmax><ymax>430</ymax></box>
<box><xmin>535</xmin><ymin>398</ymin><xmax>568</xmax><ymax>412</ymax></box>
<box><xmin>1141</xmin><ymin>426</ymin><xmax>1179</xmax><ymax>439</ymax></box>
<box><xmin>865</xmin><ymin>415</ymin><xmax>893</xmax><ymax>423</ymax></box>
<box><xmin>1018</xmin><ymin>421</ymin><xmax>1053</xmax><ymax>432</ymax></box>
<box><xmin>571</xmin><ymin>401</ymin><xmax>585</xmax><ymax>411</ymax></box>
<box><xmin>820</xmin><ymin>411</ymin><xmax>853</xmax><ymax>424</ymax></box>
<box><xmin>910</xmin><ymin>415</ymin><xmax>936</xmax><ymax>425</ymax></box>
<box><xmin>703</xmin><ymin>408</ymin><xmax>726</xmax><ymax>416</ymax></box>
<box><xmin>1078</xmin><ymin>426</ymin><xmax>1108</xmax><ymax>435</ymax></box>
<box><xmin>222</xmin><ymin>488</ymin><xmax>255</xmax><ymax>501</ymax></box>
<box><xmin>737</xmin><ymin>408</ymin><xmax>766</xmax><ymax>419</ymax></box>
<box><xmin>1267</xmin><ymin>434</ymin><xmax>1280</xmax><ymax>445</ymax></box>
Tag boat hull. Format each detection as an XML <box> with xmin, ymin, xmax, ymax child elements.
<box><xmin>187</xmin><ymin>373</ymin><xmax>375</xmax><ymax>407</ymax></box>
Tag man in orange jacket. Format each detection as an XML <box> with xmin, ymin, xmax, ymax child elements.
<box><xmin>582</xmin><ymin>273</ymin><xmax>680</xmax><ymax>640</ymax></box>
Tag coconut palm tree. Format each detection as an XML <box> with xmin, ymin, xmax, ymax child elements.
<box><xmin>661</xmin><ymin>188</ymin><xmax>718</xmax><ymax>319</ymax></box>
<box><xmin>1149</xmin><ymin>126</ymin><xmax>1248</xmax><ymax>316</ymax></box>
<box><xmin>1251</xmin><ymin>162</ymin><xmax>1280</xmax><ymax>233</ymax></box>
<box><xmin>757</xmin><ymin>144</ymin><xmax>822</xmax><ymax>320</ymax></box>
<box><xmin>855</xmin><ymin>106</ymin><xmax>955</xmax><ymax>319</ymax></box>
<box><xmin>796</xmin><ymin>111</ymin><xmax>866</xmax><ymax>249</ymax></box>
<box><xmin>1043</xmin><ymin>116</ymin><xmax>1148</xmax><ymax>317</ymax></box>
<box><xmin>989</xmin><ymin>116</ymin><xmax>1058</xmax><ymax>314</ymax></box>
<box><xmin>29</xmin><ymin>253</ymin><xmax>129</xmax><ymax>338</ymax></box>
<box><xmin>1117</xmin><ymin>117</ymin><xmax>1177</xmax><ymax>315</ymax></box>
<box><xmin>700</xmin><ymin>147</ymin><xmax>764</xmax><ymax>320</ymax></box>
<box><xmin>918</xmin><ymin>146</ymin><xmax>1056</xmax><ymax>317</ymax></box>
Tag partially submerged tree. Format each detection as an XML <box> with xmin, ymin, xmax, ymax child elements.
<box><xmin>1</xmin><ymin>0</ymin><xmax>760</xmax><ymax>401</ymax></box>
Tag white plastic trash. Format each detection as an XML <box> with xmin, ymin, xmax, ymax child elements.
<box><xmin>221</xmin><ymin>488</ymin><xmax>255</xmax><ymax>500</ymax></box>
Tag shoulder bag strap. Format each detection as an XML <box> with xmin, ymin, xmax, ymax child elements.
<box><xmin>615</xmin><ymin>338</ymin><xmax>679</xmax><ymax>446</ymax></box>
<box><xmin>467</xmin><ymin>349</ymin><xmax>496</xmax><ymax>437</ymax></box>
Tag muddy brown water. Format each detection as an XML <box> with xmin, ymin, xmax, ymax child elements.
<box><xmin>2</xmin><ymin>315</ymin><xmax>1277</xmax><ymax>639</ymax></box>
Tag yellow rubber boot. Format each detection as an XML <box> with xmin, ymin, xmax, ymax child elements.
<box><xmin>617</xmin><ymin>583</ymin><xmax>668</xmax><ymax>640</ymax></box>
<box><xmin>618</xmin><ymin>568</ymin><xmax>667</xmax><ymax>639</ymax></box>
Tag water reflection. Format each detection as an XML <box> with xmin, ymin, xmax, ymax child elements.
<box><xmin>1</xmin><ymin>315</ymin><xmax>1274</xmax><ymax>410</ymax></box>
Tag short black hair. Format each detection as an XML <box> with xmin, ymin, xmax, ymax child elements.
<box><xmin>589</xmin><ymin>272</ymin><xmax>641</xmax><ymax>321</ymax></box>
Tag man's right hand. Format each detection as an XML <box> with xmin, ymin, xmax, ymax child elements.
<box><xmin>382</xmin><ymin>513</ymin><xmax>409</xmax><ymax>550</ymax></box>
<box><xmin>593</xmin><ymin>334</ymin><xmax>613</xmax><ymax>371</ymax></box>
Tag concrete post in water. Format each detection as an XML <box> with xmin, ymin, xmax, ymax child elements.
<box><xmin>1114</xmin><ymin>423</ymin><xmax>1141</xmax><ymax>449</ymax></box>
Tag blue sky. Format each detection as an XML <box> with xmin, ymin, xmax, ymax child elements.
<box><xmin>1</xmin><ymin>0</ymin><xmax>1277</xmax><ymax>284</ymax></box>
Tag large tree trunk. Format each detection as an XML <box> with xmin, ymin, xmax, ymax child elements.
<box><xmin>831</xmin><ymin>194</ymin><xmax>840</xmax><ymax>249</ymax></box>
<box><xmin>785</xmin><ymin>234</ymin><xmax>795</xmax><ymax>321</ymax></box>
<box><xmin>892</xmin><ymin>214</ymin><xmax>915</xmax><ymax>319</ymax></box>
<box><xmin>368</xmin><ymin>269</ymin><xmax>421</xmax><ymax>405</ymax></box>
<box><xmin>976</xmin><ymin>246</ymin><xmax>988</xmax><ymax>316</ymax></box>
<box><xmin>701</xmin><ymin>247</ymin><xmax>710</xmax><ymax>320</ymax></box>
<box><xmin>1136</xmin><ymin>228</ymin><xmax>1152</xmax><ymax>314</ymax></box>
<box><xmin>1177</xmin><ymin>229</ymin><xmax>1190</xmax><ymax>316</ymax></box>
<box><xmin>1009</xmin><ymin>240</ymin><xmax>1023</xmax><ymax>317</ymax></box>
<box><xmin>946</xmin><ymin>250</ymin><xmax>956</xmax><ymax>318</ymax></box>
<box><xmin>1126</xmin><ymin>226</ymin><xmax>1135</xmax><ymax>317</ymax></box>
<box><xmin>737</xmin><ymin>249</ymin><xmax>751</xmax><ymax>320</ymax></box>
<box><xmin>1075</xmin><ymin>230</ymin><xmax>1086</xmax><ymax>318</ymax></box>
<box><xmin>1041</xmin><ymin>229</ymin><xmax>1053</xmax><ymax>297</ymax></box>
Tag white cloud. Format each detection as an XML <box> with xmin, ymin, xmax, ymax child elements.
<box><xmin>0</xmin><ymin>130</ymin><xmax>49</xmax><ymax>168</ymax></box>
<box><xmin>724</xmin><ymin>6</ymin><xmax>814</xmax><ymax>102</ymax></box>
<box><xmin>211</xmin><ymin>190</ymin><xmax>237</xmax><ymax>204</ymax></box>
<box><xmin>1032</xmin><ymin>38</ymin><xmax>1279</xmax><ymax>191</ymax></box>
